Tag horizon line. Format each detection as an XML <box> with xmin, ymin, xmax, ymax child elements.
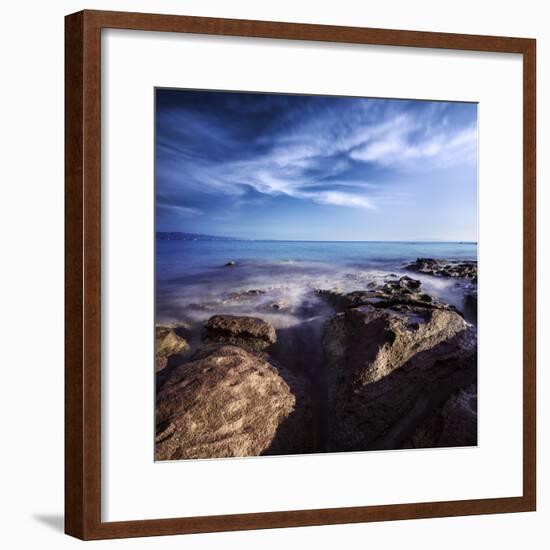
<box><xmin>156</xmin><ymin>232</ymin><xmax>477</xmax><ymax>244</ymax></box>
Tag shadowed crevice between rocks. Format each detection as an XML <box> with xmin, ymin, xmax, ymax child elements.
<box><xmin>325</xmin><ymin>329</ymin><xmax>477</xmax><ymax>452</ymax></box>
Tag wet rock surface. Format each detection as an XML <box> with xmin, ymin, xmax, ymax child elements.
<box><xmin>225</xmin><ymin>289</ymin><xmax>266</xmax><ymax>302</ymax></box>
<box><xmin>405</xmin><ymin>258</ymin><xmax>477</xmax><ymax>280</ymax></box>
<box><xmin>155</xmin><ymin>344</ymin><xmax>314</xmax><ymax>460</ymax></box>
<box><xmin>404</xmin><ymin>258</ymin><xmax>478</xmax><ymax>324</ymax></box>
<box><xmin>315</xmin><ymin>275</ymin><xmax>458</xmax><ymax>315</ymax></box>
<box><xmin>203</xmin><ymin>314</ymin><xmax>277</xmax><ymax>351</ymax></box>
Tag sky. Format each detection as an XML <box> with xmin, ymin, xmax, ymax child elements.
<box><xmin>155</xmin><ymin>89</ymin><xmax>477</xmax><ymax>241</ymax></box>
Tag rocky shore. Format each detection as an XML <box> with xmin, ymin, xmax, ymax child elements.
<box><xmin>155</xmin><ymin>258</ymin><xmax>478</xmax><ymax>460</ymax></box>
<box><xmin>405</xmin><ymin>258</ymin><xmax>477</xmax><ymax>280</ymax></box>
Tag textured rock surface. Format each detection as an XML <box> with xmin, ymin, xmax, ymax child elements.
<box><xmin>323</xmin><ymin>303</ymin><xmax>477</xmax><ymax>451</ymax></box>
<box><xmin>405</xmin><ymin>258</ymin><xmax>477</xmax><ymax>280</ymax></box>
<box><xmin>315</xmin><ymin>276</ymin><xmax>457</xmax><ymax>314</ymax></box>
<box><xmin>155</xmin><ymin>344</ymin><xmax>313</xmax><ymax>460</ymax></box>
<box><xmin>155</xmin><ymin>325</ymin><xmax>190</xmax><ymax>372</ymax></box>
<box><xmin>203</xmin><ymin>314</ymin><xmax>277</xmax><ymax>351</ymax></box>
<box><xmin>402</xmin><ymin>383</ymin><xmax>478</xmax><ymax>448</ymax></box>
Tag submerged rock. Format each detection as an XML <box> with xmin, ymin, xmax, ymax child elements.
<box><xmin>155</xmin><ymin>325</ymin><xmax>190</xmax><ymax>372</ymax></box>
<box><xmin>155</xmin><ymin>344</ymin><xmax>313</xmax><ymax>460</ymax></box>
<box><xmin>323</xmin><ymin>303</ymin><xmax>476</xmax><ymax>452</ymax></box>
<box><xmin>405</xmin><ymin>258</ymin><xmax>477</xmax><ymax>280</ymax></box>
<box><xmin>226</xmin><ymin>289</ymin><xmax>266</xmax><ymax>301</ymax></box>
<box><xmin>188</xmin><ymin>301</ymin><xmax>220</xmax><ymax>312</ymax></box>
<box><xmin>263</xmin><ymin>299</ymin><xmax>289</xmax><ymax>311</ymax></box>
<box><xmin>225</xmin><ymin>260</ymin><xmax>237</xmax><ymax>267</ymax></box>
<box><xmin>203</xmin><ymin>314</ymin><xmax>277</xmax><ymax>351</ymax></box>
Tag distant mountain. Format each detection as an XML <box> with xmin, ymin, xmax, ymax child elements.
<box><xmin>156</xmin><ymin>232</ymin><xmax>244</xmax><ymax>241</ymax></box>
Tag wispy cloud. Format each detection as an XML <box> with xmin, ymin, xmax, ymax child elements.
<box><xmin>155</xmin><ymin>90</ymin><xmax>477</xmax><ymax>236</ymax></box>
<box><xmin>350</xmin><ymin>119</ymin><xmax>477</xmax><ymax>168</ymax></box>
<box><xmin>313</xmin><ymin>191</ymin><xmax>375</xmax><ymax>209</ymax></box>
<box><xmin>157</xmin><ymin>200</ymin><xmax>203</xmax><ymax>217</ymax></box>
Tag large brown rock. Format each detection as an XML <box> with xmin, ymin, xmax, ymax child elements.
<box><xmin>323</xmin><ymin>304</ymin><xmax>477</xmax><ymax>452</ymax></box>
<box><xmin>155</xmin><ymin>344</ymin><xmax>313</xmax><ymax>460</ymax></box>
<box><xmin>203</xmin><ymin>314</ymin><xmax>276</xmax><ymax>351</ymax></box>
<box><xmin>155</xmin><ymin>325</ymin><xmax>190</xmax><ymax>372</ymax></box>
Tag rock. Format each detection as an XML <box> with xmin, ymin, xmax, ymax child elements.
<box><xmin>226</xmin><ymin>289</ymin><xmax>266</xmax><ymax>301</ymax></box>
<box><xmin>323</xmin><ymin>304</ymin><xmax>477</xmax><ymax>452</ymax></box>
<box><xmin>401</xmin><ymin>383</ymin><xmax>478</xmax><ymax>448</ymax></box>
<box><xmin>315</xmin><ymin>277</ymin><xmax>457</xmax><ymax>315</ymax></box>
<box><xmin>399</xmin><ymin>275</ymin><xmax>422</xmax><ymax>291</ymax></box>
<box><xmin>225</xmin><ymin>260</ymin><xmax>237</xmax><ymax>267</ymax></box>
<box><xmin>405</xmin><ymin>258</ymin><xmax>477</xmax><ymax>280</ymax></box>
<box><xmin>203</xmin><ymin>314</ymin><xmax>276</xmax><ymax>351</ymax></box>
<box><xmin>155</xmin><ymin>344</ymin><xmax>314</xmax><ymax>460</ymax></box>
<box><xmin>155</xmin><ymin>325</ymin><xmax>190</xmax><ymax>372</ymax></box>
<box><xmin>264</xmin><ymin>300</ymin><xmax>289</xmax><ymax>311</ymax></box>
<box><xmin>314</xmin><ymin>287</ymin><xmax>353</xmax><ymax>310</ymax></box>
<box><xmin>188</xmin><ymin>301</ymin><xmax>219</xmax><ymax>312</ymax></box>
<box><xmin>464</xmin><ymin>288</ymin><xmax>478</xmax><ymax>321</ymax></box>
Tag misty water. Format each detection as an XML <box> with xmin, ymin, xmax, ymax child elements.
<box><xmin>156</xmin><ymin>239</ymin><xmax>477</xmax><ymax>325</ymax></box>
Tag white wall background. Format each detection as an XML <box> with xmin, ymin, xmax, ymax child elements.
<box><xmin>0</xmin><ymin>0</ymin><xmax>547</xmax><ymax>548</ymax></box>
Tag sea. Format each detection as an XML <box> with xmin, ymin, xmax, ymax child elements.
<box><xmin>156</xmin><ymin>240</ymin><xmax>477</xmax><ymax>329</ymax></box>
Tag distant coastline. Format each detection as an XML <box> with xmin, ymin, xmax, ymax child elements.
<box><xmin>156</xmin><ymin>231</ymin><xmax>247</xmax><ymax>242</ymax></box>
<box><xmin>156</xmin><ymin>232</ymin><xmax>477</xmax><ymax>244</ymax></box>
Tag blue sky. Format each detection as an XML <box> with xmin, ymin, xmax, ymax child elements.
<box><xmin>155</xmin><ymin>89</ymin><xmax>477</xmax><ymax>241</ymax></box>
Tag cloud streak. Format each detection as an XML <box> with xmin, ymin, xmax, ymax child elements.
<box><xmin>313</xmin><ymin>191</ymin><xmax>375</xmax><ymax>209</ymax></box>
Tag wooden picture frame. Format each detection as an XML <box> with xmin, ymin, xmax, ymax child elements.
<box><xmin>65</xmin><ymin>9</ymin><xmax>536</xmax><ymax>540</ymax></box>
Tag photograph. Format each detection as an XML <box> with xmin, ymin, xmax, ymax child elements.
<box><xmin>1</xmin><ymin>1</ymin><xmax>539</xmax><ymax>544</ymax></box>
<box><xmin>154</xmin><ymin>88</ymin><xmax>478</xmax><ymax>461</ymax></box>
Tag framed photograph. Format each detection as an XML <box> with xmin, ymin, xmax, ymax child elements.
<box><xmin>65</xmin><ymin>10</ymin><xmax>536</xmax><ymax>539</ymax></box>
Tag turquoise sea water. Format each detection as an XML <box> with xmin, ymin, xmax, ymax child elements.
<box><xmin>156</xmin><ymin>240</ymin><xmax>477</xmax><ymax>326</ymax></box>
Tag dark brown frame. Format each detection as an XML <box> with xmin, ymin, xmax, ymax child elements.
<box><xmin>65</xmin><ymin>9</ymin><xmax>537</xmax><ymax>540</ymax></box>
